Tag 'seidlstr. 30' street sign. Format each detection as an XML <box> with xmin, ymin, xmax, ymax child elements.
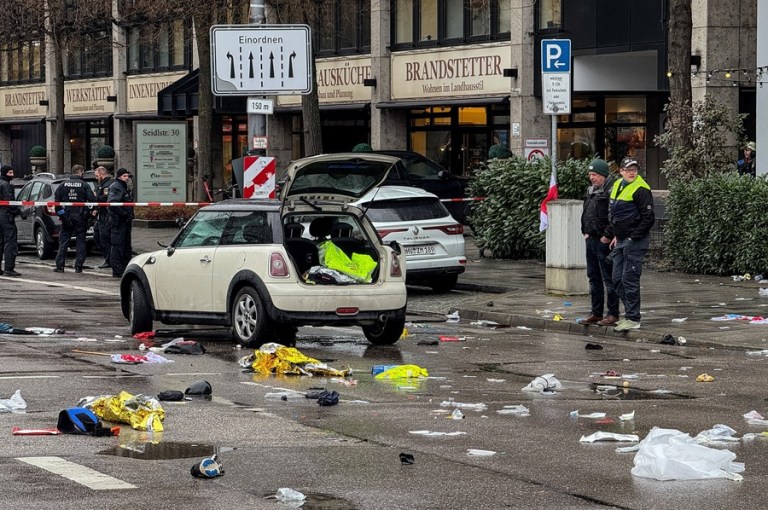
<box><xmin>210</xmin><ymin>25</ymin><xmax>313</xmax><ymax>96</ymax></box>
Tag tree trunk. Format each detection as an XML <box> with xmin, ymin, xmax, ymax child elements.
<box><xmin>301</xmin><ymin>56</ymin><xmax>323</xmax><ymax>155</ymax></box>
<box><xmin>196</xmin><ymin>14</ymin><xmax>214</xmax><ymax>201</ymax></box>
<box><xmin>667</xmin><ymin>0</ymin><xmax>693</xmax><ymax>153</ymax></box>
<box><xmin>50</xmin><ymin>39</ymin><xmax>66</xmax><ymax>174</ymax></box>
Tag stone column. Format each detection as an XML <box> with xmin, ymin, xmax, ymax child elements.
<box><xmin>112</xmin><ymin>0</ymin><xmax>132</xmax><ymax>172</ymax></box>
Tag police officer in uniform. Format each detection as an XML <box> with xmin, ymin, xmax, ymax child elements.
<box><xmin>54</xmin><ymin>164</ymin><xmax>97</xmax><ymax>273</ymax></box>
<box><xmin>109</xmin><ymin>168</ymin><xmax>134</xmax><ymax>278</ymax></box>
<box><xmin>93</xmin><ymin>166</ymin><xmax>114</xmax><ymax>269</ymax></box>
<box><xmin>0</xmin><ymin>164</ymin><xmax>22</xmax><ymax>276</ymax></box>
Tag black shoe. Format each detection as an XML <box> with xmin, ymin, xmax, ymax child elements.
<box><xmin>3</xmin><ymin>270</ymin><xmax>21</xmax><ymax>277</ymax></box>
<box><xmin>112</xmin><ymin>273</ymin><xmax>122</xmax><ymax>278</ymax></box>
<box><xmin>97</xmin><ymin>262</ymin><xmax>111</xmax><ymax>269</ymax></box>
<box><xmin>53</xmin><ymin>268</ymin><xmax>64</xmax><ymax>273</ymax></box>
<box><xmin>75</xmin><ymin>268</ymin><xmax>83</xmax><ymax>274</ymax></box>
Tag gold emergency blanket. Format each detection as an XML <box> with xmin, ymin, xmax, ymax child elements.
<box><xmin>88</xmin><ymin>390</ymin><xmax>165</xmax><ymax>432</ymax></box>
<box><xmin>240</xmin><ymin>343</ymin><xmax>352</xmax><ymax>377</ymax></box>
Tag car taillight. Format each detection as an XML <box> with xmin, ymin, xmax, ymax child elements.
<box><xmin>424</xmin><ymin>224</ymin><xmax>464</xmax><ymax>235</ymax></box>
<box><xmin>377</xmin><ymin>227</ymin><xmax>408</xmax><ymax>239</ymax></box>
<box><xmin>270</xmin><ymin>253</ymin><xmax>289</xmax><ymax>277</ymax></box>
<box><xmin>336</xmin><ymin>307</ymin><xmax>359</xmax><ymax>316</ymax></box>
<box><xmin>390</xmin><ymin>252</ymin><xmax>402</xmax><ymax>277</ymax></box>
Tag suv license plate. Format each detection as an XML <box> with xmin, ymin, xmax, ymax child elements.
<box><xmin>405</xmin><ymin>246</ymin><xmax>435</xmax><ymax>256</ymax></box>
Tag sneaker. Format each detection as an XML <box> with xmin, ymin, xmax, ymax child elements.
<box><xmin>3</xmin><ymin>270</ymin><xmax>21</xmax><ymax>277</ymax></box>
<box><xmin>597</xmin><ymin>315</ymin><xmax>619</xmax><ymax>326</ymax></box>
<box><xmin>614</xmin><ymin>319</ymin><xmax>641</xmax><ymax>332</ymax></box>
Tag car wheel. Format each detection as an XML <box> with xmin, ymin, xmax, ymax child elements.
<box><xmin>231</xmin><ymin>287</ymin><xmax>270</xmax><ymax>348</ymax></box>
<box><xmin>363</xmin><ymin>317</ymin><xmax>405</xmax><ymax>346</ymax></box>
<box><xmin>35</xmin><ymin>227</ymin><xmax>55</xmax><ymax>260</ymax></box>
<box><xmin>429</xmin><ymin>274</ymin><xmax>458</xmax><ymax>293</ymax></box>
<box><xmin>129</xmin><ymin>280</ymin><xmax>153</xmax><ymax>334</ymax></box>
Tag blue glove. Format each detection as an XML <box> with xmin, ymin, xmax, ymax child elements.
<box><xmin>57</xmin><ymin>210</ymin><xmax>66</xmax><ymax>216</ymax></box>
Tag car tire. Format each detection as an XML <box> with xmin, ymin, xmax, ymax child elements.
<box><xmin>363</xmin><ymin>317</ymin><xmax>405</xmax><ymax>345</ymax></box>
<box><xmin>429</xmin><ymin>274</ymin><xmax>458</xmax><ymax>293</ymax></box>
<box><xmin>129</xmin><ymin>280</ymin><xmax>153</xmax><ymax>335</ymax></box>
<box><xmin>231</xmin><ymin>287</ymin><xmax>270</xmax><ymax>348</ymax></box>
<box><xmin>35</xmin><ymin>227</ymin><xmax>55</xmax><ymax>260</ymax></box>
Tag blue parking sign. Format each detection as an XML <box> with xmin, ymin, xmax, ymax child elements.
<box><xmin>541</xmin><ymin>40</ymin><xmax>571</xmax><ymax>73</ymax></box>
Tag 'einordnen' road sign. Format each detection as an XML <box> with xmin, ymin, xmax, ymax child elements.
<box><xmin>210</xmin><ymin>25</ymin><xmax>313</xmax><ymax>96</ymax></box>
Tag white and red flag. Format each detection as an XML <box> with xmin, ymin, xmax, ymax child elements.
<box><xmin>539</xmin><ymin>166</ymin><xmax>558</xmax><ymax>231</ymax></box>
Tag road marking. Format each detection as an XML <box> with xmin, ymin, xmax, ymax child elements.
<box><xmin>0</xmin><ymin>375</ymin><xmax>60</xmax><ymax>380</ymax></box>
<box><xmin>16</xmin><ymin>456</ymin><xmax>136</xmax><ymax>490</ymax></box>
<box><xmin>0</xmin><ymin>276</ymin><xmax>117</xmax><ymax>296</ymax></box>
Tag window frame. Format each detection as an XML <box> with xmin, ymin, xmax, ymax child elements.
<box><xmin>0</xmin><ymin>38</ymin><xmax>46</xmax><ymax>85</ymax></box>
<box><xmin>314</xmin><ymin>0</ymin><xmax>371</xmax><ymax>57</ymax></box>
<box><xmin>125</xmin><ymin>19</ymin><xmax>192</xmax><ymax>75</ymax></box>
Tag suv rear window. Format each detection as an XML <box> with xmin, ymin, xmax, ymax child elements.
<box><xmin>363</xmin><ymin>197</ymin><xmax>449</xmax><ymax>222</ymax></box>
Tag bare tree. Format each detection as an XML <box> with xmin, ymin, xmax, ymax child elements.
<box><xmin>666</xmin><ymin>0</ymin><xmax>694</xmax><ymax>156</ymax></box>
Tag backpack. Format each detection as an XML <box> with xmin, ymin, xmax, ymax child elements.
<box><xmin>57</xmin><ymin>407</ymin><xmax>115</xmax><ymax>436</ymax></box>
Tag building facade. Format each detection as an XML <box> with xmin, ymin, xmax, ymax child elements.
<box><xmin>0</xmin><ymin>0</ymin><xmax>757</xmax><ymax>193</ymax></box>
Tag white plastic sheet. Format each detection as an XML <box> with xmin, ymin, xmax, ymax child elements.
<box><xmin>0</xmin><ymin>390</ymin><xmax>26</xmax><ymax>413</ymax></box>
<box><xmin>626</xmin><ymin>427</ymin><xmax>744</xmax><ymax>481</ymax></box>
<box><xmin>580</xmin><ymin>432</ymin><xmax>639</xmax><ymax>443</ymax></box>
<box><xmin>522</xmin><ymin>374</ymin><xmax>562</xmax><ymax>394</ymax></box>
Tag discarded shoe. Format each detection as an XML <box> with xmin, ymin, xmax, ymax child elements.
<box><xmin>614</xmin><ymin>319</ymin><xmax>641</xmax><ymax>332</ymax></box>
<box><xmin>585</xmin><ymin>343</ymin><xmax>604</xmax><ymax>350</ymax></box>
<box><xmin>191</xmin><ymin>454</ymin><xmax>224</xmax><ymax>478</ymax></box>
<box><xmin>580</xmin><ymin>315</ymin><xmax>603</xmax><ymax>325</ymax></box>
<box><xmin>597</xmin><ymin>315</ymin><xmax>619</xmax><ymax>326</ymax></box>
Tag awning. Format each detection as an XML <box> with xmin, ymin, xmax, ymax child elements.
<box><xmin>157</xmin><ymin>69</ymin><xmax>245</xmax><ymax>116</ymax></box>
<box><xmin>376</xmin><ymin>96</ymin><xmax>509</xmax><ymax>109</ymax></box>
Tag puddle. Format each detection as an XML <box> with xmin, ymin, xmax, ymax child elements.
<box><xmin>587</xmin><ymin>383</ymin><xmax>691</xmax><ymax>400</ymax></box>
<box><xmin>264</xmin><ymin>492</ymin><xmax>356</xmax><ymax>509</ymax></box>
<box><xmin>99</xmin><ymin>442</ymin><xmax>223</xmax><ymax>460</ymax></box>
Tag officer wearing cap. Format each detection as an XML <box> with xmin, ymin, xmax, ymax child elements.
<box><xmin>54</xmin><ymin>164</ymin><xmax>97</xmax><ymax>273</ymax></box>
<box><xmin>108</xmin><ymin>168</ymin><xmax>134</xmax><ymax>278</ymax></box>
<box><xmin>580</xmin><ymin>158</ymin><xmax>619</xmax><ymax>326</ymax></box>
<box><xmin>93</xmin><ymin>166</ymin><xmax>114</xmax><ymax>269</ymax></box>
<box><xmin>0</xmin><ymin>164</ymin><xmax>22</xmax><ymax>276</ymax></box>
<box><xmin>606</xmin><ymin>157</ymin><xmax>655</xmax><ymax>332</ymax></box>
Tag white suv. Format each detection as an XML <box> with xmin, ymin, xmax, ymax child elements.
<box><xmin>120</xmin><ymin>153</ymin><xmax>408</xmax><ymax>346</ymax></box>
<box><xmin>354</xmin><ymin>186</ymin><xmax>466</xmax><ymax>292</ymax></box>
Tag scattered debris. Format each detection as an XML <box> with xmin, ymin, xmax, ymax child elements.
<box><xmin>111</xmin><ymin>352</ymin><xmax>174</xmax><ymax>364</ymax></box>
<box><xmin>305</xmin><ymin>389</ymin><xmax>339</xmax><ymax>406</ymax></box>
<box><xmin>275</xmin><ymin>488</ymin><xmax>305</xmax><ymax>503</ymax></box>
<box><xmin>695</xmin><ymin>424</ymin><xmax>739</xmax><ymax>444</ymax></box>
<box><xmin>696</xmin><ymin>373</ymin><xmax>715</xmax><ymax>382</ymax></box>
<box><xmin>157</xmin><ymin>390</ymin><xmax>186</xmax><ymax>402</ymax></box>
<box><xmin>496</xmin><ymin>405</ymin><xmax>530</xmax><ymax>416</ymax></box>
<box><xmin>11</xmin><ymin>427</ymin><xmax>61</xmax><ymax>436</ymax></box>
<box><xmin>440</xmin><ymin>401</ymin><xmax>488</xmax><ymax>412</ymax></box>
<box><xmin>522</xmin><ymin>374</ymin><xmax>562</xmax><ymax>394</ymax></box>
<box><xmin>585</xmin><ymin>343</ymin><xmax>603</xmax><ymax>350</ymax></box>
<box><xmin>416</xmin><ymin>339</ymin><xmax>439</xmax><ymax>346</ymax></box>
<box><xmin>450</xmin><ymin>409</ymin><xmax>465</xmax><ymax>420</ymax></box>
<box><xmin>185</xmin><ymin>380</ymin><xmax>212</xmax><ymax>395</ymax></box>
<box><xmin>399</xmin><ymin>452</ymin><xmax>415</xmax><ymax>465</ymax></box>
<box><xmin>619</xmin><ymin>411</ymin><xmax>636</xmax><ymax>421</ymax></box>
<box><xmin>374</xmin><ymin>365</ymin><xmax>428</xmax><ymax>380</ymax></box>
<box><xmin>446</xmin><ymin>311</ymin><xmax>460</xmax><ymax>323</ymax></box>
<box><xmin>470</xmin><ymin>320</ymin><xmax>500</xmax><ymax>328</ymax></box>
<box><xmin>570</xmin><ymin>410</ymin><xmax>606</xmax><ymax>419</ymax></box>
<box><xmin>743</xmin><ymin>410</ymin><xmax>768</xmax><ymax>426</ymax></box>
<box><xmin>580</xmin><ymin>431</ymin><xmax>639</xmax><ymax>443</ymax></box>
<box><xmin>0</xmin><ymin>390</ymin><xmax>26</xmax><ymax>413</ymax></box>
<box><xmin>409</xmin><ymin>430</ymin><xmax>466</xmax><ymax>436</ymax></box>
<box><xmin>671</xmin><ymin>317</ymin><xmax>688</xmax><ymax>323</ymax></box>
<box><xmin>239</xmin><ymin>343</ymin><xmax>351</xmax><ymax>377</ymax></box>
<box><xmin>467</xmin><ymin>449</ymin><xmax>496</xmax><ymax>457</ymax></box>
<box><xmin>57</xmin><ymin>407</ymin><xmax>118</xmax><ymax>436</ymax></box>
<box><xmin>486</xmin><ymin>378</ymin><xmax>506</xmax><ymax>383</ymax></box>
<box><xmin>82</xmin><ymin>391</ymin><xmax>165</xmax><ymax>432</ymax></box>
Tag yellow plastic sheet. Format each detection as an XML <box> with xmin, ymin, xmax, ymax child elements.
<box><xmin>318</xmin><ymin>241</ymin><xmax>377</xmax><ymax>283</ymax></box>
<box><xmin>246</xmin><ymin>343</ymin><xmax>351</xmax><ymax>377</ymax></box>
<box><xmin>89</xmin><ymin>391</ymin><xmax>165</xmax><ymax>432</ymax></box>
<box><xmin>374</xmin><ymin>364</ymin><xmax>429</xmax><ymax>380</ymax></box>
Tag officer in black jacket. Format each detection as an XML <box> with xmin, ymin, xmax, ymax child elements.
<box><xmin>109</xmin><ymin>168</ymin><xmax>135</xmax><ymax>278</ymax></box>
<box><xmin>54</xmin><ymin>164</ymin><xmax>97</xmax><ymax>273</ymax></box>
<box><xmin>94</xmin><ymin>166</ymin><xmax>114</xmax><ymax>269</ymax></box>
<box><xmin>0</xmin><ymin>164</ymin><xmax>22</xmax><ymax>276</ymax></box>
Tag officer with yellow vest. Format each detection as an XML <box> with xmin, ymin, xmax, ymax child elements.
<box><xmin>606</xmin><ymin>157</ymin><xmax>655</xmax><ymax>332</ymax></box>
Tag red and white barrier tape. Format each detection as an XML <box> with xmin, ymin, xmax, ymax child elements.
<box><xmin>0</xmin><ymin>201</ymin><xmax>210</xmax><ymax>207</ymax></box>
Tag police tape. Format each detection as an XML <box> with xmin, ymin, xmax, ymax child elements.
<box><xmin>0</xmin><ymin>196</ymin><xmax>485</xmax><ymax>207</ymax></box>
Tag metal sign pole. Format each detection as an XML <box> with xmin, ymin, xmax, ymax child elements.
<box><xmin>248</xmin><ymin>1</ymin><xmax>266</xmax><ymax>157</ymax></box>
<box><xmin>551</xmin><ymin>116</ymin><xmax>557</xmax><ymax>176</ymax></box>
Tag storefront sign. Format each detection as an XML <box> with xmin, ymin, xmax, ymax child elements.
<box><xmin>127</xmin><ymin>72</ymin><xmax>187</xmax><ymax>112</ymax></box>
<box><xmin>0</xmin><ymin>84</ymin><xmax>45</xmax><ymax>118</ymax></box>
<box><xmin>390</xmin><ymin>44</ymin><xmax>510</xmax><ymax>100</ymax></box>
<box><xmin>276</xmin><ymin>55</ymin><xmax>372</xmax><ymax>106</ymax></box>
<box><xmin>0</xmin><ymin>79</ymin><xmax>117</xmax><ymax>119</ymax></box>
<box><xmin>134</xmin><ymin>121</ymin><xmax>187</xmax><ymax>202</ymax></box>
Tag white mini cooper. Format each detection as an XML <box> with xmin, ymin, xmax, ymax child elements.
<box><xmin>120</xmin><ymin>153</ymin><xmax>408</xmax><ymax>346</ymax></box>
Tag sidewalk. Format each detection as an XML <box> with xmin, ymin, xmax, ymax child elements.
<box><xmin>131</xmin><ymin>225</ymin><xmax>768</xmax><ymax>351</ymax></box>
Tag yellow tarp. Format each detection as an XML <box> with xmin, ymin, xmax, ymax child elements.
<box><xmin>88</xmin><ymin>390</ymin><xmax>165</xmax><ymax>432</ymax></box>
<box><xmin>318</xmin><ymin>240</ymin><xmax>377</xmax><ymax>283</ymax></box>
<box><xmin>245</xmin><ymin>343</ymin><xmax>351</xmax><ymax>377</ymax></box>
<box><xmin>374</xmin><ymin>364</ymin><xmax>429</xmax><ymax>380</ymax></box>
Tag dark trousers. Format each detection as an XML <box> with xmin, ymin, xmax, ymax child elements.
<box><xmin>56</xmin><ymin>216</ymin><xmax>88</xmax><ymax>270</ymax></box>
<box><xmin>0</xmin><ymin>214</ymin><xmax>18</xmax><ymax>271</ymax></box>
<box><xmin>96</xmin><ymin>215</ymin><xmax>111</xmax><ymax>264</ymax></box>
<box><xmin>585</xmin><ymin>237</ymin><xmax>619</xmax><ymax>318</ymax></box>
<box><xmin>110</xmin><ymin>220</ymin><xmax>132</xmax><ymax>276</ymax></box>
<box><xmin>611</xmin><ymin>236</ymin><xmax>650</xmax><ymax>322</ymax></box>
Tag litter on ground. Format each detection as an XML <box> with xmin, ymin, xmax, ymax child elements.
<box><xmin>580</xmin><ymin>432</ymin><xmax>640</xmax><ymax>443</ymax></box>
<box><xmin>239</xmin><ymin>343</ymin><xmax>351</xmax><ymax>377</ymax></box>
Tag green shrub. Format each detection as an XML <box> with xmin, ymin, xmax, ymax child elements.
<box><xmin>468</xmin><ymin>157</ymin><xmax>590</xmax><ymax>259</ymax></box>
<box><xmin>134</xmin><ymin>205</ymin><xmax>198</xmax><ymax>221</ymax></box>
<box><xmin>665</xmin><ymin>173</ymin><xmax>768</xmax><ymax>274</ymax></box>
<box><xmin>29</xmin><ymin>145</ymin><xmax>46</xmax><ymax>157</ymax></box>
<box><xmin>96</xmin><ymin>145</ymin><xmax>115</xmax><ymax>159</ymax></box>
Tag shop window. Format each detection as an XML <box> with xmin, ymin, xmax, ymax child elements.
<box><xmin>605</xmin><ymin>97</ymin><xmax>646</xmax><ymax>124</ymax></box>
<box><xmin>538</xmin><ymin>0</ymin><xmax>562</xmax><ymax>30</ymax></box>
<box><xmin>126</xmin><ymin>20</ymin><xmax>191</xmax><ymax>74</ymax></box>
<box><xmin>458</xmin><ymin>107</ymin><xmax>487</xmax><ymax>125</ymax></box>
<box><xmin>557</xmin><ymin>127</ymin><xmax>596</xmax><ymax>161</ymax></box>
<box><xmin>66</xmin><ymin>29</ymin><xmax>112</xmax><ymax>78</ymax></box>
<box><xmin>2</xmin><ymin>39</ymin><xmax>45</xmax><ymax>84</ymax></box>
<box><xmin>393</xmin><ymin>0</ymin><xmax>510</xmax><ymax>48</ymax></box>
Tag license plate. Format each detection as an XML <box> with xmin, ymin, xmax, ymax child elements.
<box><xmin>404</xmin><ymin>246</ymin><xmax>435</xmax><ymax>256</ymax></box>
